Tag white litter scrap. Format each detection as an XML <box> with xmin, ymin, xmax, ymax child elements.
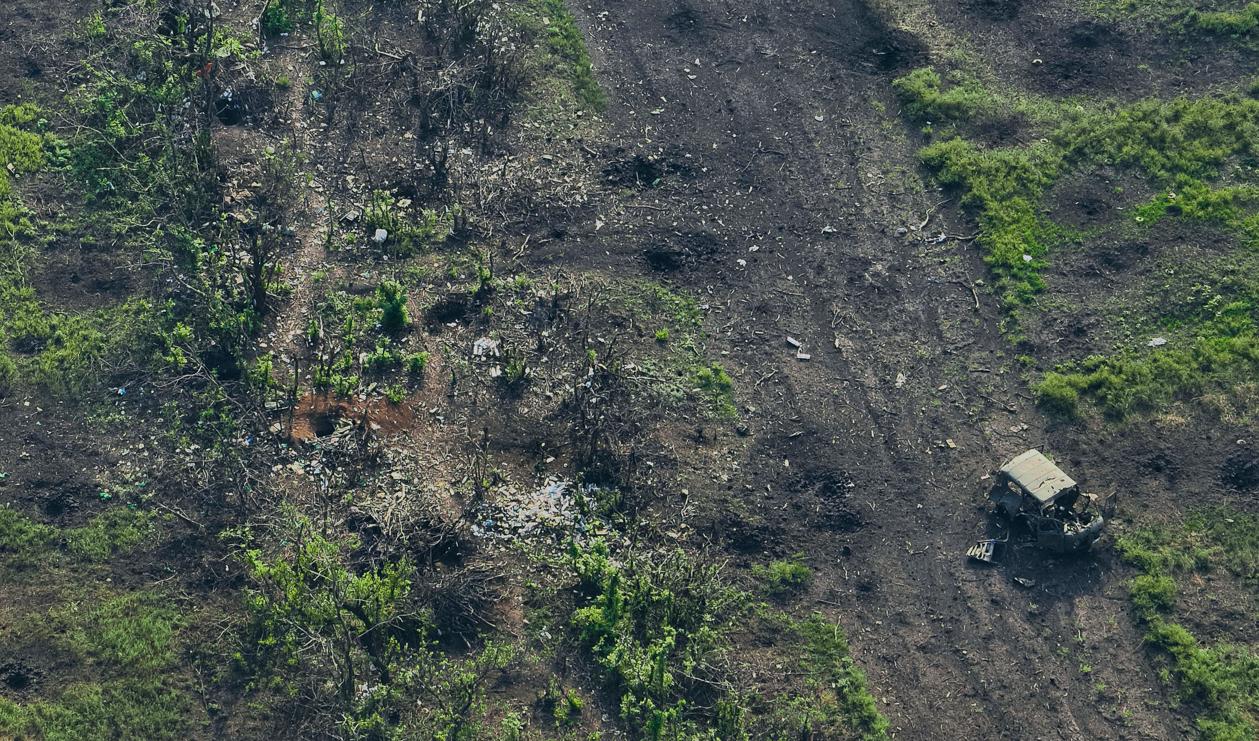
<box><xmin>1148</xmin><ymin>337</ymin><xmax>1168</xmax><ymax>347</ymax></box>
<box><xmin>472</xmin><ymin>337</ymin><xmax>500</xmax><ymax>357</ymax></box>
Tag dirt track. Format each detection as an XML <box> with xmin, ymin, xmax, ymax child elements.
<box><xmin>553</xmin><ymin>1</ymin><xmax>1179</xmax><ymax>737</ymax></box>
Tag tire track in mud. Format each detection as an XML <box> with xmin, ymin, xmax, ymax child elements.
<box><xmin>565</xmin><ymin>0</ymin><xmax>1177</xmax><ymax>738</ymax></box>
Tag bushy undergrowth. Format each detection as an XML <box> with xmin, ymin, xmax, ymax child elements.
<box><xmin>1117</xmin><ymin>512</ymin><xmax>1259</xmax><ymax>740</ymax></box>
<box><xmin>233</xmin><ymin>515</ymin><xmax>515</xmax><ymax>737</ymax></box>
<box><xmin>569</xmin><ymin>540</ymin><xmax>888</xmax><ymax>740</ymax></box>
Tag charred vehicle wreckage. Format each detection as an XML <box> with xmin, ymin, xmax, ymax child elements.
<box><xmin>968</xmin><ymin>449</ymin><xmax>1107</xmax><ymax>563</ymax></box>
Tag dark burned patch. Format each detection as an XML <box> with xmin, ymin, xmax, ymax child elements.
<box><xmin>711</xmin><ymin>511</ymin><xmax>779</xmax><ymax>554</ymax></box>
<box><xmin>1066</xmin><ymin>21</ymin><xmax>1125</xmax><ymax>50</ymax></box>
<box><xmin>1044</xmin><ymin>168</ymin><xmax>1154</xmax><ymax>232</ymax></box>
<box><xmin>961</xmin><ymin>0</ymin><xmax>1022</xmax><ymax>21</ymax></box>
<box><xmin>972</xmin><ymin>113</ymin><xmax>1028</xmax><ymax>148</ymax></box>
<box><xmin>1143</xmin><ymin>451</ymin><xmax>1180</xmax><ymax>481</ymax></box>
<box><xmin>603</xmin><ymin>151</ymin><xmax>691</xmax><ymax>189</ymax></box>
<box><xmin>1094</xmin><ymin>241</ymin><xmax>1151</xmax><ymax>272</ymax></box>
<box><xmin>39</xmin><ymin>490</ymin><xmax>78</xmax><ymax>520</ymax></box>
<box><xmin>787</xmin><ymin>467</ymin><xmax>864</xmax><ymax>532</ymax></box>
<box><xmin>21</xmin><ymin>476</ymin><xmax>97</xmax><ymax>526</ymax></box>
<box><xmin>811</xmin><ymin>2</ymin><xmax>926</xmax><ymax>74</ymax></box>
<box><xmin>642</xmin><ymin>231</ymin><xmax>721</xmax><ymax>272</ymax></box>
<box><xmin>0</xmin><ymin>661</ymin><xmax>40</xmax><ymax>697</ymax></box>
<box><xmin>1031</xmin><ymin>22</ymin><xmax>1132</xmax><ymax>94</ymax></box>
<box><xmin>426</xmin><ymin>292</ymin><xmax>471</xmax><ymax>326</ymax></box>
<box><xmin>663</xmin><ymin>3</ymin><xmax>706</xmax><ymax>38</ymax></box>
<box><xmin>214</xmin><ymin>84</ymin><xmax>273</xmax><ymax>127</ymax></box>
<box><xmin>1221</xmin><ymin>450</ymin><xmax>1259</xmax><ymax>491</ymax></box>
<box><xmin>859</xmin><ymin>27</ymin><xmax>927</xmax><ymax>73</ymax></box>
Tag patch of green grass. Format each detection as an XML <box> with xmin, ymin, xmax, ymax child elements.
<box><xmin>61</xmin><ymin>591</ymin><xmax>182</xmax><ymax>673</ymax></box>
<box><xmin>899</xmin><ymin>71</ymin><xmax>1259</xmax><ymax>306</ymax></box>
<box><xmin>754</xmin><ymin>554</ymin><xmax>812</xmax><ymax>596</ymax></box>
<box><xmin>892</xmin><ymin>67</ymin><xmax>1001</xmax><ymax>123</ymax></box>
<box><xmin>1117</xmin><ymin>511</ymin><xmax>1259</xmax><ymax>740</ymax></box>
<box><xmin>900</xmin><ymin>68</ymin><xmax>1259</xmax><ymax>415</ymax></box>
<box><xmin>530</xmin><ymin>0</ymin><xmax>606</xmax><ymax>112</ymax></box>
<box><xmin>0</xmin><ymin>505</ymin><xmax>58</xmax><ymax>569</ymax></box>
<box><xmin>758</xmin><ymin>613</ymin><xmax>890</xmax><ymax>740</ymax></box>
<box><xmin>0</xmin><ymin>590</ymin><xmax>193</xmax><ymax>740</ymax></box>
<box><xmin>1194</xmin><ymin>3</ymin><xmax>1259</xmax><ymax>35</ymax></box>
<box><xmin>1098</xmin><ymin>0</ymin><xmax>1259</xmax><ymax>40</ymax></box>
<box><xmin>1035</xmin><ymin>304</ymin><xmax>1259</xmax><ymax>418</ymax></box>
<box><xmin>0</xmin><ymin>505</ymin><xmax>156</xmax><ymax>568</ymax></box>
<box><xmin>0</xmin><ymin>679</ymin><xmax>192</xmax><ymax>741</ymax></box>
<box><xmin>65</xmin><ymin>506</ymin><xmax>156</xmax><ymax>561</ymax></box>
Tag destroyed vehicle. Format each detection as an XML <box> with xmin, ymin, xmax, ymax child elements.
<box><xmin>988</xmin><ymin>449</ymin><xmax>1104</xmax><ymax>553</ymax></box>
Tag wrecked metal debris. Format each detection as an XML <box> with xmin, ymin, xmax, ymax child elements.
<box><xmin>988</xmin><ymin>449</ymin><xmax>1106</xmax><ymax>554</ymax></box>
<box><xmin>966</xmin><ymin>538</ymin><xmax>1003</xmax><ymax>563</ymax></box>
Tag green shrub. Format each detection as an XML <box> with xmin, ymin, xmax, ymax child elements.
<box><xmin>313</xmin><ymin>0</ymin><xmax>346</xmax><ymax>61</ymax></box>
<box><xmin>405</xmin><ymin>351</ymin><xmax>429</xmax><ymax>376</ymax></box>
<box><xmin>260</xmin><ymin>1</ymin><xmax>293</xmax><ymax>37</ymax></box>
<box><xmin>377</xmin><ymin>281</ymin><xmax>410</xmax><ymax>333</ymax></box>
<box><xmin>754</xmin><ymin>555</ymin><xmax>812</xmax><ymax>596</ymax></box>
<box><xmin>1129</xmin><ymin>574</ymin><xmax>1176</xmax><ymax>615</ymax></box>
<box><xmin>1034</xmin><ymin>372</ymin><xmax>1081</xmax><ymax>417</ymax></box>
<box><xmin>892</xmin><ymin>67</ymin><xmax>998</xmax><ymax>122</ymax></box>
<box><xmin>365</xmin><ymin>342</ymin><xmax>402</xmax><ymax>373</ymax></box>
<box><xmin>569</xmin><ymin>540</ymin><xmax>745</xmax><ymax>737</ymax></box>
<box><xmin>693</xmin><ymin>363</ymin><xmax>737</xmax><ymax>418</ymax></box>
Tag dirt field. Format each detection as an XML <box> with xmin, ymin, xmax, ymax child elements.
<box><xmin>557</xmin><ymin>2</ymin><xmax>1193</xmax><ymax>736</ymax></box>
<box><xmin>1</xmin><ymin>0</ymin><xmax>1256</xmax><ymax>738</ymax></box>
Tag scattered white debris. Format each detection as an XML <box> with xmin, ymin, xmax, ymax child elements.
<box><xmin>372</xmin><ymin>228</ymin><xmax>388</xmax><ymax>243</ymax></box>
<box><xmin>895</xmin><ymin>372</ymin><xmax>907</xmax><ymax>388</ymax></box>
<box><xmin>472</xmin><ymin>337</ymin><xmax>500</xmax><ymax>357</ymax></box>
<box><xmin>1148</xmin><ymin>337</ymin><xmax>1168</xmax><ymax>347</ymax></box>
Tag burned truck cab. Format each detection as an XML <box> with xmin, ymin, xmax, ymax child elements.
<box><xmin>990</xmin><ymin>449</ymin><xmax>1104</xmax><ymax>553</ymax></box>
